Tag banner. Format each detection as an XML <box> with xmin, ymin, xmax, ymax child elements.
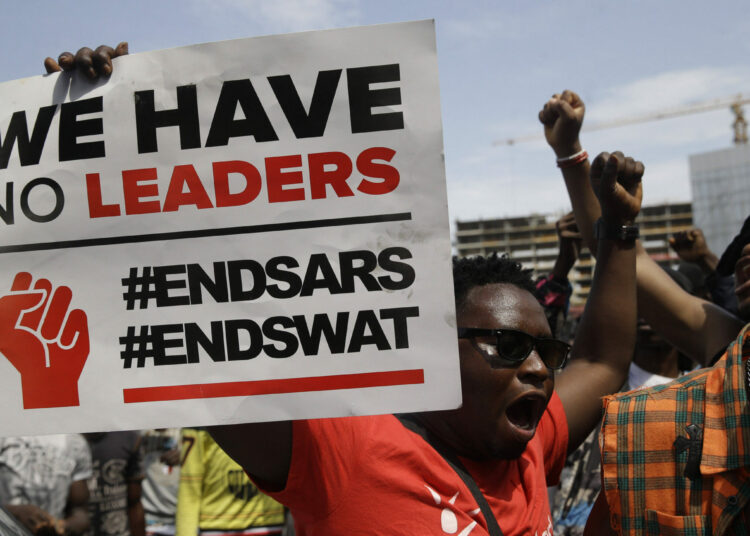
<box><xmin>0</xmin><ymin>20</ymin><xmax>460</xmax><ymax>436</ymax></box>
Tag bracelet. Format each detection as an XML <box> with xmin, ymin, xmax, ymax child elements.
<box><xmin>745</xmin><ymin>358</ymin><xmax>750</xmax><ymax>392</ymax></box>
<box><xmin>556</xmin><ymin>149</ymin><xmax>588</xmax><ymax>169</ymax></box>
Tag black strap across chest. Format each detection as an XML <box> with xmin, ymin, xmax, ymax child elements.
<box><xmin>396</xmin><ymin>414</ymin><xmax>504</xmax><ymax>536</ymax></box>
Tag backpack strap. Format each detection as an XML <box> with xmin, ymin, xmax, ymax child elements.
<box><xmin>396</xmin><ymin>414</ymin><xmax>504</xmax><ymax>536</ymax></box>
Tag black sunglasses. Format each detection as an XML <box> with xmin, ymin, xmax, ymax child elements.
<box><xmin>457</xmin><ymin>327</ymin><xmax>571</xmax><ymax>370</ymax></box>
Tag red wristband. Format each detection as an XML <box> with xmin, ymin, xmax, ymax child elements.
<box><xmin>556</xmin><ymin>150</ymin><xmax>588</xmax><ymax>169</ymax></box>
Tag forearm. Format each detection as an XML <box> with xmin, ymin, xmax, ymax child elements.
<box><xmin>560</xmin><ymin>159</ymin><xmax>600</xmax><ymax>254</ymax></box>
<box><xmin>128</xmin><ymin>503</ymin><xmax>145</xmax><ymax>536</ymax></box>
<box><xmin>551</xmin><ymin>249</ymin><xmax>576</xmax><ymax>280</ymax></box>
<box><xmin>635</xmin><ymin>242</ymin><xmax>743</xmax><ymax>365</ymax></box>
<box><xmin>575</xmin><ymin>239</ymin><xmax>636</xmax><ymax>383</ymax></box>
<box><xmin>695</xmin><ymin>251</ymin><xmax>719</xmax><ymax>274</ymax></box>
<box><xmin>559</xmin><ymin>238</ymin><xmax>636</xmax><ymax>450</ymax></box>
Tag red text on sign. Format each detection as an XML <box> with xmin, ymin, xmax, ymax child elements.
<box><xmin>86</xmin><ymin>147</ymin><xmax>399</xmax><ymax>218</ymax></box>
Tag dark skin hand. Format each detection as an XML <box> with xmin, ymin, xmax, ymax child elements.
<box><xmin>4</xmin><ymin>504</ymin><xmax>62</xmax><ymax>535</ymax></box>
<box><xmin>551</xmin><ymin>211</ymin><xmax>582</xmax><ymax>280</ymax></box>
<box><xmin>44</xmin><ymin>42</ymin><xmax>128</xmax><ymax>79</ymax></box>
<box><xmin>539</xmin><ymin>89</ymin><xmax>585</xmax><ymax>159</ymax></box>
<box><xmin>669</xmin><ymin>228</ymin><xmax>719</xmax><ymax>273</ymax></box>
<box><xmin>589</xmin><ymin>151</ymin><xmax>643</xmax><ymax>226</ymax></box>
<box><xmin>540</xmin><ymin>89</ymin><xmax>743</xmax><ymax>366</ymax></box>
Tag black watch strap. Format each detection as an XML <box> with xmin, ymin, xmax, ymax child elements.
<box><xmin>594</xmin><ymin>218</ymin><xmax>639</xmax><ymax>241</ymax></box>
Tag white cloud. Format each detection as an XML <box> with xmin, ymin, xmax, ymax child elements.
<box><xmin>190</xmin><ymin>0</ymin><xmax>362</xmax><ymax>33</ymax></box>
<box><xmin>586</xmin><ymin>66</ymin><xmax>750</xmax><ymax>123</ymax></box>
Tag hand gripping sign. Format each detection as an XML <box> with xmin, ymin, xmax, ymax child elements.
<box><xmin>0</xmin><ymin>272</ymin><xmax>89</xmax><ymax>409</ymax></box>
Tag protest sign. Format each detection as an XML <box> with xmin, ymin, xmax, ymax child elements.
<box><xmin>0</xmin><ymin>20</ymin><xmax>459</xmax><ymax>436</ymax></box>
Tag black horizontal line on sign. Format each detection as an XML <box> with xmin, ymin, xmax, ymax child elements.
<box><xmin>0</xmin><ymin>212</ymin><xmax>413</xmax><ymax>254</ymax></box>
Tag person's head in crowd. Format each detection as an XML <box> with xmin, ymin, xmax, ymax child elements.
<box><xmin>425</xmin><ymin>253</ymin><xmax>565</xmax><ymax>460</ymax></box>
<box><xmin>716</xmin><ymin>214</ymin><xmax>750</xmax><ymax>320</ymax></box>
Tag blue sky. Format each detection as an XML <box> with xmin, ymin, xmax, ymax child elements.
<box><xmin>2</xmin><ymin>0</ymin><xmax>749</xmax><ymax>225</ymax></box>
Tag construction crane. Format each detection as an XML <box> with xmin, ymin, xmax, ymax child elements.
<box><xmin>493</xmin><ymin>93</ymin><xmax>750</xmax><ymax>147</ymax></box>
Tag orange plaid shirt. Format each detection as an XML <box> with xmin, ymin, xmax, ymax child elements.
<box><xmin>601</xmin><ymin>323</ymin><xmax>750</xmax><ymax>535</ymax></box>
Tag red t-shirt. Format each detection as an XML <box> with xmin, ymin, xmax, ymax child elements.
<box><xmin>265</xmin><ymin>392</ymin><xmax>568</xmax><ymax>535</ymax></box>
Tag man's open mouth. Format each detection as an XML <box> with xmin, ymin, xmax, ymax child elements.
<box><xmin>506</xmin><ymin>394</ymin><xmax>546</xmax><ymax>431</ymax></box>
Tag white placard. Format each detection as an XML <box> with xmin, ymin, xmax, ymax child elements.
<box><xmin>0</xmin><ymin>20</ymin><xmax>460</xmax><ymax>436</ymax></box>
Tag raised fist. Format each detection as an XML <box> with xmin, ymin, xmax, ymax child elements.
<box><xmin>0</xmin><ymin>272</ymin><xmax>89</xmax><ymax>409</ymax></box>
<box><xmin>538</xmin><ymin>89</ymin><xmax>585</xmax><ymax>158</ymax></box>
<box><xmin>589</xmin><ymin>151</ymin><xmax>643</xmax><ymax>225</ymax></box>
<box><xmin>44</xmin><ymin>42</ymin><xmax>128</xmax><ymax>79</ymax></box>
<box><xmin>669</xmin><ymin>229</ymin><xmax>713</xmax><ymax>264</ymax></box>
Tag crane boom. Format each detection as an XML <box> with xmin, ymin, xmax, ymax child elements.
<box><xmin>493</xmin><ymin>93</ymin><xmax>750</xmax><ymax>146</ymax></box>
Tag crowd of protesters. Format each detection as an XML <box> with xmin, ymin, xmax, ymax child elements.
<box><xmin>0</xmin><ymin>43</ymin><xmax>749</xmax><ymax>536</ymax></box>
<box><xmin>0</xmin><ymin>427</ymin><xmax>290</xmax><ymax>536</ymax></box>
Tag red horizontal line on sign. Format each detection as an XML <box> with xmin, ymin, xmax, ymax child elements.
<box><xmin>122</xmin><ymin>369</ymin><xmax>425</xmax><ymax>403</ymax></box>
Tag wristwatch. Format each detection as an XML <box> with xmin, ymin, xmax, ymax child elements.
<box><xmin>594</xmin><ymin>218</ymin><xmax>639</xmax><ymax>242</ymax></box>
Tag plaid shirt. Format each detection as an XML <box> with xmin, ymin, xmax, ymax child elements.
<box><xmin>601</xmin><ymin>323</ymin><xmax>750</xmax><ymax>535</ymax></box>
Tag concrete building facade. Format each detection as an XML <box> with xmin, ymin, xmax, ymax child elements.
<box><xmin>454</xmin><ymin>202</ymin><xmax>693</xmax><ymax>312</ymax></box>
<box><xmin>689</xmin><ymin>144</ymin><xmax>750</xmax><ymax>255</ymax></box>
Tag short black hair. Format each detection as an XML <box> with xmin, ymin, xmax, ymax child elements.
<box><xmin>453</xmin><ymin>253</ymin><xmax>536</xmax><ymax>313</ymax></box>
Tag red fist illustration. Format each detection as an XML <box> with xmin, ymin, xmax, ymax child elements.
<box><xmin>0</xmin><ymin>272</ymin><xmax>89</xmax><ymax>409</ymax></box>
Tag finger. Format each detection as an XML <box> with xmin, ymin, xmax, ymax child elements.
<box><xmin>623</xmin><ymin>156</ymin><xmax>636</xmax><ymax>182</ymax></box>
<box><xmin>559</xmin><ymin>89</ymin><xmax>585</xmax><ymax>118</ymax></box>
<box><xmin>41</xmin><ymin>286</ymin><xmax>72</xmax><ymax>341</ymax></box>
<box><xmin>551</xmin><ymin>98</ymin><xmax>575</xmax><ymax>120</ymax></box>
<box><xmin>559</xmin><ymin>230</ymin><xmax>582</xmax><ymax>239</ymax></box>
<box><xmin>59</xmin><ymin>309</ymin><xmax>88</xmax><ymax>354</ymax></box>
<box><xmin>560</xmin><ymin>212</ymin><xmax>576</xmax><ymax>226</ymax></box>
<box><xmin>44</xmin><ymin>57</ymin><xmax>61</xmax><ymax>73</ymax></box>
<box><xmin>567</xmin><ymin>90</ymin><xmax>584</xmax><ymax>111</ymax></box>
<box><xmin>58</xmin><ymin>52</ymin><xmax>75</xmax><ymax>71</ymax></box>
<box><xmin>11</xmin><ymin>272</ymin><xmax>32</xmax><ymax>292</ymax></box>
<box><xmin>621</xmin><ymin>159</ymin><xmax>645</xmax><ymax>195</ymax></box>
<box><xmin>113</xmin><ymin>41</ymin><xmax>129</xmax><ymax>58</ymax></box>
<box><xmin>74</xmin><ymin>47</ymin><xmax>97</xmax><ymax>79</ymax></box>
<box><xmin>20</xmin><ymin>279</ymin><xmax>52</xmax><ymax>330</ymax></box>
<box><xmin>93</xmin><ymin>45</ymin><xmax>115</xmax><ymax>76</ymax></box>
<box><xmin>600</xmin><ymin>152</ymin><xmax>624</xmax><ymax>196</ymax></box>
<box><xmin>633</xmin><ymin>160</ymin><xmax>645</xmax><ymax>182</ymax></box>
<box><xmin>590</xmin><ymin>152</ymin><xmax>611</xmax><ymax>182</ymax></box>
<box><xmin>539</xmin><ymin>99</ymin><xmax>559</xmax><ymax>125</ymax></box>
<box><xmin>560</xmin><ymin>89</ymin><xmax>575</xmax><ymax>104</ymax></box>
